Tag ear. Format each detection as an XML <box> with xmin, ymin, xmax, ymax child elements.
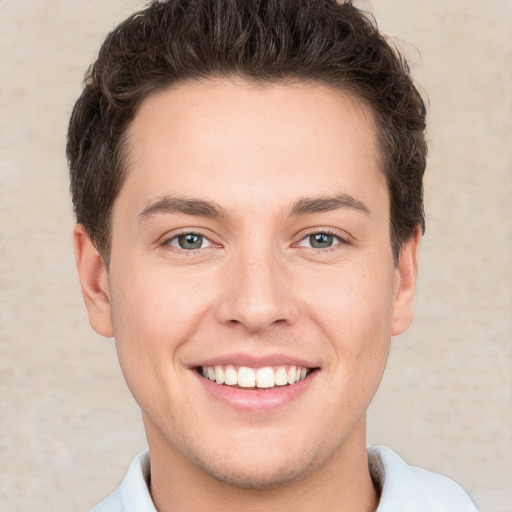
<box><xmin>391</xmin><ymin>228</ymin><xmax>421</xmax><ymax>336</ymax></box>
<box><xmin>73</xmin><ymin>224</ymin><xmax>114</xmax><ymax>338</ymax></box>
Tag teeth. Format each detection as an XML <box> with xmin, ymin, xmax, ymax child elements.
<box><xmin>238</xmin><ymin>367</ymin><xmax>256</xmax><ymax>388</ymax></box>
<box><xmin>275</xmin><ymin>367</ymin><xmax>288</xmax><ymax>386</ymax></box>
<box><xmin>214</xmin><ymin>366</ymin><xmax>225</xmax><ymax>384</ymax></box>
<box><xmin>200</xmin><ymin>364</ymin><xmax>311</xmax><ymax>389</ymax></box>
<box><xmin>287</xmin><ymin>366</ymin><xmax>296</xmax><ymax>384</ymax></box>
<box><xmin>256</xmin><ymin>367</ymin><xmax>274</xmax><ymax>388</ymax></box>
<box><xmin>224</xmin><ymin>365</ymin><xmax>237</xmax><ymax>385</ymax></box>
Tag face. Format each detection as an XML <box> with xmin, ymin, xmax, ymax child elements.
<box><xmin>75</xmin><ymin>79</ymin><xmax>418</xmax><ymax>489</ymax></box>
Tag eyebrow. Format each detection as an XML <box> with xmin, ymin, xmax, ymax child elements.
<box><xmin>138</xmin><ymin>196</ymin><xmax>227</xmax><ymax>223</ymax></box>
<box><xmin>289</xmin><ymin>194</ymin><xmax>371</xmax><ymax>216</ymax></box>
<box><xmin>138</xmin><ymin>192</ymin><xmax>370</xmax><ymax>223</ymax></box>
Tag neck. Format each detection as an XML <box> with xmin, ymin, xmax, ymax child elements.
<box><xmin>145</xmin><ymin>416</ymin><xmax>379</xmax><ymax>512</ymax></box>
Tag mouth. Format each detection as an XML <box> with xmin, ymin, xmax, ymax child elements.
<box><xmin>196</xmin><ymin>364</ymin><xmax>315</xmax><ymax>390</ymax></box>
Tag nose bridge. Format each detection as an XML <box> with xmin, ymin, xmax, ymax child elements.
<box><xmin>215</xmin><ymin>236</ymin><xmax>298</xmax><ymax>332</ymax></box>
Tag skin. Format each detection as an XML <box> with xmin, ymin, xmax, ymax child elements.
<box><xmin>74</xmin><ymin>79</ymin><xmax>420</xmax><ymax>512</ymax></box>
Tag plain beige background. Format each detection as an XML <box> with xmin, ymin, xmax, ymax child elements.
<box><xmin>0</xmin><ymin>1</ymin><xmax>511</xmax><ymax>511</ymax></box>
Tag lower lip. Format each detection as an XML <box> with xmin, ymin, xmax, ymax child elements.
<box><xmin>194</xmin><ymin>370</ymin><xmax>317</xmax><ymax>413</ymax></box>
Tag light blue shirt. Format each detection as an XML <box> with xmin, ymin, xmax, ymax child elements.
<box><xmin>89</xmin><ymin>446</ymin><xmax>479</xmax><ymax>511</ymax></box>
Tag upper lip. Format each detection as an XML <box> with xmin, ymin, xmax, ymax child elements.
<box><xmin>190</xmin><ymin>352</ymin><xmax>320</xmax><ymax>369</ymax></box>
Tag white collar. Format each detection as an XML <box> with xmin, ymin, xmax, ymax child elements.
<box><xmin>90</xmin><ymin>446</ymin><xmax>478</xmax><ymax>511</ymax></box>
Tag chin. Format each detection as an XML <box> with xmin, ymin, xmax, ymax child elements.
<box><xmin>150</xmin><ymin>418</ymin><xmax>323</xmax><ymax>490</ymax></box>
<box><xmin>187</xmin><ymin>449</ymin><xmax>319</xmax><ymax>490</ymax></box>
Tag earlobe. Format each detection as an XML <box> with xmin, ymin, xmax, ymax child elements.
<box><xmin>73</xmin><ymin>224</ymin><xmax>114</xmax><ymax>338</ymax></box>
<box><xmin>391</xmin><ymin>228</ymin><xmax>421</xmax><ymax>336</ymax></box>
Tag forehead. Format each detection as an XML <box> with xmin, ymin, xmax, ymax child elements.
<box><xmin>120</xmin><ymin>79</ymin><xmax>387</xmax><ymax>215</ymax></box>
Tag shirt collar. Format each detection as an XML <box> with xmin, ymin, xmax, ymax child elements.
<box><xmin>113</xmin><ymin>447</ymin><xmax>477</xmax><ymax>512</ymax></box>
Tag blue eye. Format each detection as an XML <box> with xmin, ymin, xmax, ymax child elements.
<box><xmin>297</xmin><ymin>232</ymin><xmax>343</xmax><ymax>249</ymax></box>
<box><xmin>309</xmin><ymin>233</ymin><xmax>334</xmax><ymax>248</ymax></box>
<box><xmin>168</xmin><ymin>233</ymin><xmax>212</xmax><ymax>250</ymax></box>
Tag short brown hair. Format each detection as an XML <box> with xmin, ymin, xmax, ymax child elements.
<box><xmin>67</xmin><ymin>0</ymin><xmax>427</xmax><ymax>263</ymax></box>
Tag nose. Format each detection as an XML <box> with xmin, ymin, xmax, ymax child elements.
<box><xmin>214</xmin><ymin>246</ymin><xmax>300</xmax><ymax>333</ymax></box>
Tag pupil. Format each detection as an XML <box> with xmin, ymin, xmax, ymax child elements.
<box><xmin>179</xmin><ymin>233</ymin><xmax>202</xmax><ymax>249</ymax></box>
<box><xmin>310</xmin><ymin>233</ymin><xmax>333</xmax><ymax>248</ymax></box>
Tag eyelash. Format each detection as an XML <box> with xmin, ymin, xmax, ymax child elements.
<box><xmin>294</xmin><ymin>228</ymin><xmax>350</xmax><ymax>251</ymax></box>
<box><xmin>161</xmin><ymin>230</ymin><xmax>218</xmax><ymax>254</ymax></box>
<box><xmin>160</xmin><ymin>228</ymin><xmax>350</xmax><ymax>254</ymax></box>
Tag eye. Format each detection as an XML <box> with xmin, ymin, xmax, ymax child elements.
<box><xmin>296</xmin><ymin>232</ymin><xmax>345</xmax><ymax>249</ymax></box>
<box><xmin>167</xmin><ymin>232</ymin><xmax>212</xmax><ymax>250</ymax></box>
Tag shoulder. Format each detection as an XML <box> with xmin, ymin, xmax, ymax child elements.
<box><xmin>368</xmin><ymin>445</ymin><xmax>479</xmax><ymax>512</ymax></box>
<box><xmin>88</xmin><ymin>451</ymin><xmax>155</xmax><ymax>512</ymax></box>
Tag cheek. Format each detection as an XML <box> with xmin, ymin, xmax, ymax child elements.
<box><xmin>107</xmin><ymin>263</ymin><xmax>223</xmax><ymax>403</ymax></box>
<box><xmin>303</xmin><ymin>262</ymin><xmax>394</xmax><ymax>389</ymax></box>
<box><xmin>107</xmin><ymin>272</ymin><xmax>195</xmax><ymax>419</ymax></box>
<box><xmin>110</xmin><ymin>262</ymin><xmax>211</xmax><ymax>342</ymax></box>
<box><xmin>107</xmin><ymin>267</ymin><xmax>195</xmax><ymax>379</ymax></box>
<box><xmin>305</xmin><ymin>262</ymin><xmax>395</xmax><ymax>336</ymax></box>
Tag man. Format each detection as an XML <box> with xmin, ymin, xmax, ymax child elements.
<box><xmin>67</xmin><ymin>0</ymin><xmax>479</xmax><ymax>510</ymax></box>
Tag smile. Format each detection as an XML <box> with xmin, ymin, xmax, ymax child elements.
<box><xmin>199</xmin><ymin>365</ymin><xmax>311</xmax><ymax>389</ymax></box>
